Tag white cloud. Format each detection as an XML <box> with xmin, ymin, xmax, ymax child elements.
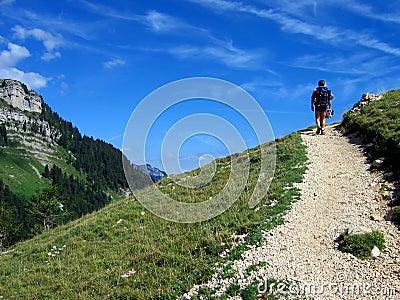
<box><xmin>0</xmin><ymin>42</ymin><xmax>30</xmax><ymax>68</ymax></box>
<box><xmin>0</xmin><ymin>42</ymin><xmax>48</xmax><ymax>89</ymax></box>
<box><xmin>0</xmin><ymin>67</ymin><xmax>48</xmax><ymax>89</ymax></box>
<box><xmin>12</xmin><ymin>25</ymin><xmax>64</xmax><ymax>61</ymax></box>
<box><xmin>41</xmin><ymin>51</ymin><xmax>61</xmax><ymax>61</ymax></box>
<box><xmin>103</xmin><ymin>58</ymin><xmax>126</xmax><ymax>69</ymax></box>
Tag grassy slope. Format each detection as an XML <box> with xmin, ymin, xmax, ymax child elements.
<box><xmin>0</xmin><ymin>132</ymin><xmax>308</xmax><ymax>299</ymax></box>
<box><xmin>342</xmin><ymin>89</ymin><xmax>400</xmax><ymax>175</ymax></box>
<box><xmin>0</xmin><ymin>147</ymin><xmax>49</xmax><ymax>196</ymax></box>
<box><xmin>0</xmin><ymin>140</ymin><xmax>77</xmax><ymax>196</ymax></box>
<box><xmin>0</xmin><ymin>98</ymin><xmax>74</xmax><ymax>196</ymax></box>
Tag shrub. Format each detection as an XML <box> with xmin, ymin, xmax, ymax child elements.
<box><xmin>240</xmin><ymin>283</ymin><xmax>259</xmax><ymax>300</ymax></box>
<box><xmin>338</xmin><ymin>230</ymin><xmax>385</xmax><ymax>258</ymax></box>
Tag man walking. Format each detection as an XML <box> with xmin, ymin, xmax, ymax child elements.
<box><xmin>311</xmin><ymin>80</ymin><xmax>334</xmax><ymax>135</ymax></box>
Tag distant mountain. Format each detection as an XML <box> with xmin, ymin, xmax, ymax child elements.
<box><xmin>136</xmin><ymin>164</ymin><xmax>168</xmax><ymax>182</ymax></box>
<box><xmin>0</xmin><ymin>78</ymin><xmax>165</xmax><ymax>248</ymax></box>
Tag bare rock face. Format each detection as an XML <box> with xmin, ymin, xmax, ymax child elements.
<box><xmin>0</xmin><ymin>79</ymin><xmax>42</xmax><ymax>113</ymax></box>
<box><xmin>348</xmin><ymin>92</ymin><xmax>383</xmax><ymax>114</ymax></box>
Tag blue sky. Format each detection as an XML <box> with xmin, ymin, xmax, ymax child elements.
<box><xmin>0</xmin><ymin>0</ymin><xmax>399</xmax><ymax>172</ymax></box>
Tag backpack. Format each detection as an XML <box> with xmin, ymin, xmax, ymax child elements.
<box><xmin>315</xmin><ymin>86</ymin><xmax>331</xmax><ymax>107</ymax></box>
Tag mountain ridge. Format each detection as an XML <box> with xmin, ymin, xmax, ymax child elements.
<box><xmin>0</xmin><ymin>78</ymin><xmax>165</xmax><ymax>248</ymax></box>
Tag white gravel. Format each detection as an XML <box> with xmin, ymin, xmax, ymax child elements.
<box><xmin>183</xmin><ymin>125</ymin><xmax>400</xmax><ymax>300</ymax></box>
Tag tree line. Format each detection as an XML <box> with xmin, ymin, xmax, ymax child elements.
<box><xmin>0</xmin><ymin>100</ymin><xmax>153</xmax><ymax>249</ymax></box>
<box><xmin>0</xmin><ymin>163</ymin><xmax>112</xmax><ymax>249</ymax></box>
<box><xmin>40</xmin><ymin>102</ymin><xmax>129</xmax><ymax>191</ymax></box>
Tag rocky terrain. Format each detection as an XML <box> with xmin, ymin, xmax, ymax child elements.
<box><xmin>0</xmin><ymin>79</ymin><xmax>61</xmax><ymax>167</ymax></box>
<box><xmin>0</xmin><ymin>79</ymin><xmax>42</xmax><ymax>113</ymax></box>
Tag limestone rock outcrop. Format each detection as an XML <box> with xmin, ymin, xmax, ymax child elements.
<box><xmin>348</xmin><ymin>92</ymin><xmax>383</xmax><ymax>114</ymax></box>
<box><xmin>0</xmin><ymin>79</ymin><xmax>42</xmax><ymax>113</ymax></box>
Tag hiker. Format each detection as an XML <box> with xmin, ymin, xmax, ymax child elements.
<box><xmin>311</xmin><ymin>79</ymin><xmax>334</xmax><ymax>135</ymax></box>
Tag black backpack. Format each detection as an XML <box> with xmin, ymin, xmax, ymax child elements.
<box><xmin>315</xmin><ymin>86</ymin><xmax>331</xmax><ymax>107</ymax></box>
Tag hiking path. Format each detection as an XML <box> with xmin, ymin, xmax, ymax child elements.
<box><xmin>184</xmin><ymin>124</ymin><xmax>400</xmax><ymax>300</ymax></box>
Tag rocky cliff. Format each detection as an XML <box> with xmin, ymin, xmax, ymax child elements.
<box><xmin>0</xmin><ymin>79</ymin><xmax>60</xmax><ymax>167</ymax></box>
<box><xmin>0</xmin><ymin>79</ymin><xmax>42</xmax><ymax>113</ymax></box>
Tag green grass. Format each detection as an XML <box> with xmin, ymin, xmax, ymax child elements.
<box><xmin>338</xmin><ymin>230</ymin><xmax>385</xmax><ymax>259</ymax></box>
<box><xmin>0</xmin><ymin>146</ymin><xmax>50</xmax><ymax>196</ymax></box>
<box><xmin>0</xmin><ymin>132</ymin><xmax>308</xmax><ymax>299</ymax></box>
<box><xmin>0</xmin><ymin>132</ymin><xmax>84</xmax><ymax>197</ymax></box>
<box><xmin>342</xmin><ymin>89</ymin><xmax>400</xmax><ymax>176</ymax></box>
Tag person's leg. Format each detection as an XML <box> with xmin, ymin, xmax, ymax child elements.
<box><xmin>315</xmin><ymin>110</ymin><xmax>321</xmax><ymax>134</ymax></box>
<box><xmin>320</xmin><ymin>110</ymin><xmax>327</xmax><ymax>134</ymax></box>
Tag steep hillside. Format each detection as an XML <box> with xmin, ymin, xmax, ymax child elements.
<box><xmin>0</xmin><ymin>79</ymin><xmax>154</xmax><ymax>248</ymax></box>
<box><xmin>0</xmin><ymin>130</ymin><xmax>308</xmax><ymax>299</ymax></box>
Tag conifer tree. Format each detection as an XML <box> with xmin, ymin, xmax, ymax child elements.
<box><xmin>26</xmin><ymin>185</ymin><xmax>64</xmax><ymax>231</ymax></box>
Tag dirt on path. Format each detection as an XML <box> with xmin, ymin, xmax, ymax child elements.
<box><xmin>184</xmin><ymin>125</ymin><xmax>400</xmax><ymax>300</ymax></box>
<box><xmin>250</xmin><ymin>125</ymin><xmax>400</xmax><ymax>299</ymax></box>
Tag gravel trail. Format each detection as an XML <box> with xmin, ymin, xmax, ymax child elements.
<box><xmin>184</xmin><ymin>125</ymin><xmax>400</xmax><ymax>300</ymax></box>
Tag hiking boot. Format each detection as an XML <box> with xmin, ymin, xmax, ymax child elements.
<box><xmin>320</xmin><ymin>129</ymin><xmax>325</xmax><ymax>135</ymax></box>
<box><xmin>316</xmin><ymin>127</ymin><xmax>321</xmax><ymax>135</ymax></box>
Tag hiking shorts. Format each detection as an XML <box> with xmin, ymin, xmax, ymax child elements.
<box><xmin>315</xmin><ymin>105</ymin><xmax>327</xmax><ymax>112</ymax></box>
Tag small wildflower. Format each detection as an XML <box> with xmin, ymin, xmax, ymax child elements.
<box><xmin>121</xmin><ymin>269</ymin><xmax>136</xmax><ymax>278</ymax></box>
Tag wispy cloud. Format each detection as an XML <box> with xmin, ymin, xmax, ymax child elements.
<box><xmin>143</xmin><ymin>10</ymin><xmax>182</xmax><ymax>33</ymax></box>
<box><xmin>255</xmin><ymin>0</ymin><xmax>400</xmax><ymax>25</ymax></box>
<box><xmin>172</xmin><ymin>43</ymin><xmax>261</xmax><ymax>69</ymax></box>
<box><xmin>189</xmin><ymin>0</ymin><xmax>400</xmax><ymax>57</ymax></box>
<box><xmin>81</xmin><ymin>1</ymin><xmax>209</xmax><ymax>36</ymax></box>
<box><xmin>80</xmin><ymin>0</ymin><xmax>264</xmax><ymax>69</ymax></box>
<box><xmin>103</xmin><ymin>58</ymin><xmax>126</xmax><ymax>69</ymax></box>
<box><xmin>324</xmin><ymin>0</ymin><xmax>400</xmax><ymax>24</ymax></box>
<box><xmin>80</xmin><ymin>1</ymin><xmax>183</xmax><ymax>34</ymax></box>
<box><xmin>106</xmin><ymin>133</ymin><xmax>123</xmax><ymax>143</ymax></box>
<box><xmin>12</xmin><ymin>25</ymin><xmax>64</xmax><ymax>61</ymax></box>
<box><xmin>0</xmin><ymin>0</ymin><xmax>14</xmax><ymax>6</ymax></box>
<box><xmin>292</xmin><ymin>53</ymin><xmax>399</xmax><ymax>76</ymax></box>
